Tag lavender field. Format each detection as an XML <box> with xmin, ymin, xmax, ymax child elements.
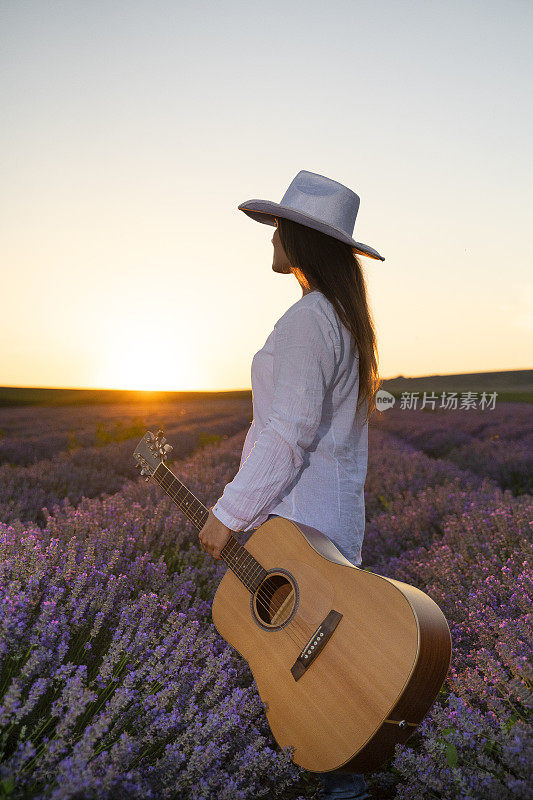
<box><xmin>0</xmin><ymin>398</ymin><xmax>531</xmax><ymax>799</ymax></box>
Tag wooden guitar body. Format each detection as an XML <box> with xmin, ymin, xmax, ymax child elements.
<box><xmin>212</xmin><ymin>516</ymin><xmax>452</xmax><ymax>773</ymax></box>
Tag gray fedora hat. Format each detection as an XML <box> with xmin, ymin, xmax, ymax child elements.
<box><xmin>238</xmin><ymin>169</ymin><xmax>385</xmax><ymax>261</ymax></box>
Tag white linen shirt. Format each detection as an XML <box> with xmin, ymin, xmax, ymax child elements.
<box><xmin>212</xmin><ymin>290</ymin><xmax>368</xmax><ymax>566</ymax></box>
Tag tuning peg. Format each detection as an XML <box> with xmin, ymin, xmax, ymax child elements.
<box><xmin>161</xmin><ymin>443</ymin><xmax>173</xmax><ymax>462</ymax></box>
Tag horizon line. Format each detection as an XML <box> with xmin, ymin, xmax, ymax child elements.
<box><xmin>0</xmin><ymin>366</ymin><xmax>531</xmax><ymax>394</ymax></box>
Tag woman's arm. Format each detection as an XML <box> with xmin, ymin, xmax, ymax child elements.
<box><xmin>211</xmin><ymin>305</ymin><xmax>339</xmax><ymax>531</ymax></box>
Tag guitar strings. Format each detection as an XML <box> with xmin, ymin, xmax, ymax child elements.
<box><xmin>191</xmin><ymin>506</ymin><xmax>315</xmax><ymax>647</ymax></box>
<box><xmin>215</xmin><ymin>537</ymin><xmax>313</xmax><ymax>651</ymax></box>
<box><xmin>221</xmin><ymin>537</ymin><xmax>314</xmax><ymax>647</ymax></box>
<box><xmin>201</xmin><ymin>514</ymin><xmax>316</xmax><ymax>646</ymax></box>
<box><xmin>154</xmin><ymin>479</ymin><xmax>310</xmax><ymax>641</ymax></box>
<box><xmin>193</xmin><ymin>509</ymin><xmax>314</xmax><ymax>646</ymax></box>
<box><xmin>150</xmin><ymin>472</ymin><xmax>314</xmax><ymax>648</ymax></box>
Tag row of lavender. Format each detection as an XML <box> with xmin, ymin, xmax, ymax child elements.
<box><xmin>369</xmin><ymin>401</ymin><xmax>533</xmax><ymax>496</ymax></box>
<box><xmin>0</xmin><ymin>400</ymin><xmax>252</xmax><ymax>526</ymax></box>
<box><xmin>0</xmin><ymin>408</ymin><xmax>532</xmax><ymax>798</ymax></box>
<box><xmin>363</xmin><ymin>429</ymin><xmax>532</xmax><ymax>799</ymax></box>
<box><xmin>0</xmin><ymin>399</ymin><xmax>253</xmax><ymax>467</ymax></box>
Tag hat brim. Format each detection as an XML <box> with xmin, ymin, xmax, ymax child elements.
<box><xmin>238</xmin><ymin>199</ymin><xmax>385</xmax><ymax>261</ymax></box>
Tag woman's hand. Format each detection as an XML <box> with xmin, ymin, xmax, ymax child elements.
<box><xmin>199</xmin><ymin>507</ymin><xmax>233</xmax><ymax>560</ymax></box>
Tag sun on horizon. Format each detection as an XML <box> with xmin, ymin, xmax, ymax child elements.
<box><xmin>94</xmin><ymin>329</ymin><xmax>200</xmax><ymax>392</ymax></box>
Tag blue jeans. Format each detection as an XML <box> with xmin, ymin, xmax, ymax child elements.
<box><xmin>314</xmin><ymin>771</ymin><xmax>371</xmax><ymax>799</ymax></box>
<box><xmin>265</xmin><ymin>516</ymin><xmax>370</xmax><ymax>799</ymax></box>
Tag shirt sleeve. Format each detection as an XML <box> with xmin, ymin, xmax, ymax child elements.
<box><xmin>211</xmin><ymin>305</ymin><xmax>339</xmax><ymax>530</ymax></box>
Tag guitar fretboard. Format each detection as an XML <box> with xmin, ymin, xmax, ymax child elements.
<box><xmin>154</xmin><ymin>462</ymin><xmax>207</xmax><ymax>528</ymax></box>
<box><xmin>153</xmin><ymin>462</ymin><xmax>266</xmax><ymax>593</ymax></box>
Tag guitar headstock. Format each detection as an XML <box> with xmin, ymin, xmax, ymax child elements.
<box><xmin>133</xmin><ymin>429</ymin><xmax>173</xmax><ymax>481</ymax></box>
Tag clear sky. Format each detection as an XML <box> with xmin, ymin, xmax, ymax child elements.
<box><xmin>1</xmin><ymin>0</ymin><xmax>532</xmax><ymax>391</ymax></box>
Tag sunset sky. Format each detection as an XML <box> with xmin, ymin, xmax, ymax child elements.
<box><xmin>1</xmin><ymin>0</ymin><xmax>532</xmax><ymax>391</ymax></box>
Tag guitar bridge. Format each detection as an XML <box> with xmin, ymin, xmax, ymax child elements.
<box><xmin>291</xmin><ymin>609</ymin><xmax>343</xmax><ymax>681</ymax></box>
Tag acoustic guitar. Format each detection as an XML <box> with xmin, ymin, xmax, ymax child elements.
<box><xmin>133</xmin><ymin>429</ymin><xmax>452</xmax><ymax>773</ymax></box>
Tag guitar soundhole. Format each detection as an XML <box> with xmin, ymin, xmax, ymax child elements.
<box><xmin>253</xmin><ymin>572</ymin><xmax>297</xmax><ymax>629</ymax></box>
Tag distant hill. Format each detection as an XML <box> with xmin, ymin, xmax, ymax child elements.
<box><xmin>0</xmin><ymin>370</ymin><xmax>531</xmax><ymax>406</ymax></box>
<box><xmin>380</xmin><ymin>369</ymin><xmax>532</xmax><ymax>403</ymax></box>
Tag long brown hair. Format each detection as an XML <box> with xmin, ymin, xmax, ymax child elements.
<box><xmin>276</xmin><ymin>216</ymin><xmax>381</xmax><ymax>424</ymax></box>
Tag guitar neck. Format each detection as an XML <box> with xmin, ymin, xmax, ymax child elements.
<box><xmin>152</xmin><ymin>462</ymin><xmax>266</xmax><ymax>593</ymax></box>
<box><xmin>153</xmin><ymin>462</ymin><xmax>208</xmax><ymax>530</ymax></box>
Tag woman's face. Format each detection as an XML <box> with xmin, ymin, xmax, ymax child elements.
<box><xmin>271</xmin><ymin>218</ymin><xmax>292</xmax><ymax>275</ymax></box>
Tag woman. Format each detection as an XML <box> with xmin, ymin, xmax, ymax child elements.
<box><xmin>199</xmin><ymin>170</ymin><xmax>385</xmax><ymax>800</ymax></box>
